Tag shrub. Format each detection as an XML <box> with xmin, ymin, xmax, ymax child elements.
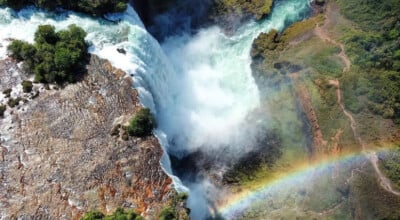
<box><xmin>81</xmin><ymin>208</ymin><xmax>143</xmax><ymax>220</ymax></box>
<box><xmin>7</xmin><ymin>97</ymin><xmax>22</xmax><ymax>108</ymax></box>
<box><xmin>3</xmin><ymin>88</ymin><xmax>12</xmax><ymax>98</ymax></box>
<box><xmin>21</xmin><ymin>80</ymin><xmax>33</xmax><ymax>93</ymax></box>
<box><xmin>7</xmin><ymin>40</ymin><xmax>36</xmax><ymax>61</ymax></box>
<box><xmin>81</xmin><ymin>210</ymin><xmax>104</xmax><ymax>220</ymax></box>
<box><xmin>127</xmin><ymin>108</ymin><xmax>156</xmax><ymax>137</ymax></box>
<box><xmin>0</xmin><ymin>105</ymin><xmax>6</xmax><ymax>117</ymax></box>
<box><xmin>158</xmin><ymin>207</ymin><xmax>177</xmax><ymax>220</ymax></box>
<box><xmin>104</xmin><ymin>208</ymin><xmax>142</xmax><ymax>220</ymax></box>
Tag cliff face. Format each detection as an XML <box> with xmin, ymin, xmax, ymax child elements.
<box><xmin>131</xmin><ymin>0</ymin><xmax>274</xmax><ymax>37</ymax></box>
<box><xmin>0</xmin><ymin>55</ymin><xmax>175</xmax><ymax>219</ymax></box>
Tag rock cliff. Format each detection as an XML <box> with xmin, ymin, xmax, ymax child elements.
<box><xmin>0</xmin><ymin>55</ymin><xmax>177</xmax><ymax>219</ymax></box>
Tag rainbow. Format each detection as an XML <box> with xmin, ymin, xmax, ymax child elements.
<box><xmin>216</xmin><ymin>146</ymin><xmax>398</xmax><ymax>219</ymax></box>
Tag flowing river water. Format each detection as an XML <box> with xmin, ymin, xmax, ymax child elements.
<box><xmin>0</xmin><ymin>1</ymin><xmax>312</xmax><ymax>218</ymax></box>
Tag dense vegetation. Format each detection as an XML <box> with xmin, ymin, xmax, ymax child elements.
<box><xmin>338</xmin><ymin>0</ymin><xmax>400</xmax><ymax>124</ymax></box>
<box><xmin>81</xmin><ymin>208</ymin><xmax>144</xmax><ymax>220</ymax></box>
<box><xmin>8</xmin><ymin>24</ymin><xmax>88</xmax><ymax>85</ymax></box>
<box><xmin>381</xmin><ymin>146</ymin><xmax>400</xmax><ymax>187</ymax></box>
<box><xmin>127</xmin><ymin>108</ymin><xmax>156</xmax><ymax>137</ymax></box>
<box><xmin>0</xmin><ymin>0</ymin><xmax>128</xmax><ymax>16</ymax></box>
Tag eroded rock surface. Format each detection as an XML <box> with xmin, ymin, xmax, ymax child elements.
<box><xmin>0</xmin><ymin>55</ymin><xmax>175</xmax><ymax>219</ymax></box>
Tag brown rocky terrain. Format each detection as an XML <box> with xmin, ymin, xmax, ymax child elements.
<box><xmin>0</xmin><ymin>55</ymin><xmax>178</xmax><ymax>219</ymax></box>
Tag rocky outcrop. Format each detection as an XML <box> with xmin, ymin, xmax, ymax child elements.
<box><xmin>0</xmin><ymin>55</ymin><xmax>176</xmax><ymax>219</ymax></box>
<box><xmin>210</xmin><ymin>0</ymin><xmax>273</xmax><ymax>32</ymax></box>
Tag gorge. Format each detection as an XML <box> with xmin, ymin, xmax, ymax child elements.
<box><xmin>1</xmin><ymin>0</ymin><xmax>400</xmax><ymax>219</ymax></box>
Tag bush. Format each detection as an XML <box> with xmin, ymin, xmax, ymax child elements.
<box><xmin>158</xmin><ymin>207</ymin><xmax>177</xmax><ymax>220</ymax></box>
<box><xmin>3</xmin><ymin>88</ymin><xmax>12</xmax><ymax>98</ymax></box>
<box><xmin>22</xmin><ymin>80</ymin><xmax>33</xmax><ymax>93</ymax></box>
<box><xmin>127</xmin><ymin>108</ymin><xmax>156</xmax><ymax>137</ymax></box>
<box><xmin>7</xmin><ymin>40</ymin><xmax>36</xmax><ymax>61</ymax></box>
<box><xmin>81</xmin><ymin>210</ymin><xmax>104</xmax><ymax>220</ymax></box>
<box><xmin>81</xmin><ymin>208</ymin><xmax>143</xmax><ymax>220</ymax></box>
<box><xmin>8</xmin><ymin>24</ymin><xmax>89</xmax><ymax>85</ymax></box>
<box><xmin>0</xmin><ymin>105</ymin><xmax>6</xmax><ymax>117</ymax></box>
<box><xmin>381</xmin><ymin>146</ymin><xmax>400</xmax><ymax>187</ymax></box>
<box><xmin>7</xmin><ymin>97</ymin><xmax>22</xmax><ymax>108</ymax></box>
<box><xmin>104</xmin><ymin>208</ymin><xmax>142</xmax><ymax>220</ymax></box>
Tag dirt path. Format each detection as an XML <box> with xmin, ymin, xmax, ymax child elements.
<box><xmin>329</xmin><ymin>79</ymin><xmax>400</xmax><ymax>196</ymax></box>
<box><xmin>314</xmin><ymin>5</ymin><xmax>351</xmax><ymax>73</ymax></box>
<box><xmin>318</xmin><ymin>4</ymin><xmax>400</xmax><ymax>196</ymax></box>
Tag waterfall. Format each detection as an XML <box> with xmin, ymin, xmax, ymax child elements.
<box><xmin>0</xmin><ymin>0</ymin><xmax>312</xmax><ymax>218</ymax></box>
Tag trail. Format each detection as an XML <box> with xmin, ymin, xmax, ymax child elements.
<box><xmin>316</xmin><ymin>4</ymin><xmax>400</xmax><ymax>196</ymax></box>
<box><xmin>314</xmin><ymin>4</ymin><xmax>350</xmax><ymax>73</ymax></box>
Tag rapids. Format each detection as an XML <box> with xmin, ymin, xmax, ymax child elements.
<box><xmin>0</xmin><ymin>0</ymin><xmax>312</xmax><ymax>218</ymax></box>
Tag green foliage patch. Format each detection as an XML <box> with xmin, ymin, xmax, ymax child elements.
<box><xmin>7</xmin><ymin>97</ymin><xmax>22</xmax><ymax>108</ymax></box>
<box><xmin>21</xmin><ymin>80</ymin><xmax>33</xmax><ymax>93</ymax></box>
<box><xmin>127</xmin><ymin>108</ymin><xmax>156</xmax><ymax>137</ymax></box>
<box><xmin>337</xmin><ymin>0</ymin><xmax>400</xmax><ymax>124</ymax></box>
<box><xmin>339</xmin><ymin>0</ymin><xmax>400</xmax><ymax>71</ymax></box>
<box><xmin>8</xmin><ymin>24</ymin><xmax>88</xmax><ymax>85</ymax></box>
<box><xmin>381</xmin><ymin>146</ymin><xmax>400</xmax><ymax>188</ymax></box>
<box><xmin>81</xmin><ymin>208</ymin><xmax>143</xmax><ymax>220</ymax></box>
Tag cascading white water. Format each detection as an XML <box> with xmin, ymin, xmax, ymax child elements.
<box><xmin>0</xmin><ymin>0</ymin><xmax>312</xmax><ymax>218</ymax></box>
<box><xmin>156</xmin><ymin>0</ymin><xmax>312</xmax><ymax>157</ymax></box>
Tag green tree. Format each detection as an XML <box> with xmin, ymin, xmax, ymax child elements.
<box><xmin>127</xmin><ymin>108</ymin><xmax>156</xmax><ymax>137</ymax></box>
<box><xmin>34</xmin><ymin>25</ymin><xmax>58</xmax><ymax>44</ymax></box>
<box><xmin>7</xmin><ymin>24</ymin><xmax>89</xmax><ymax>85</ymax></box>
